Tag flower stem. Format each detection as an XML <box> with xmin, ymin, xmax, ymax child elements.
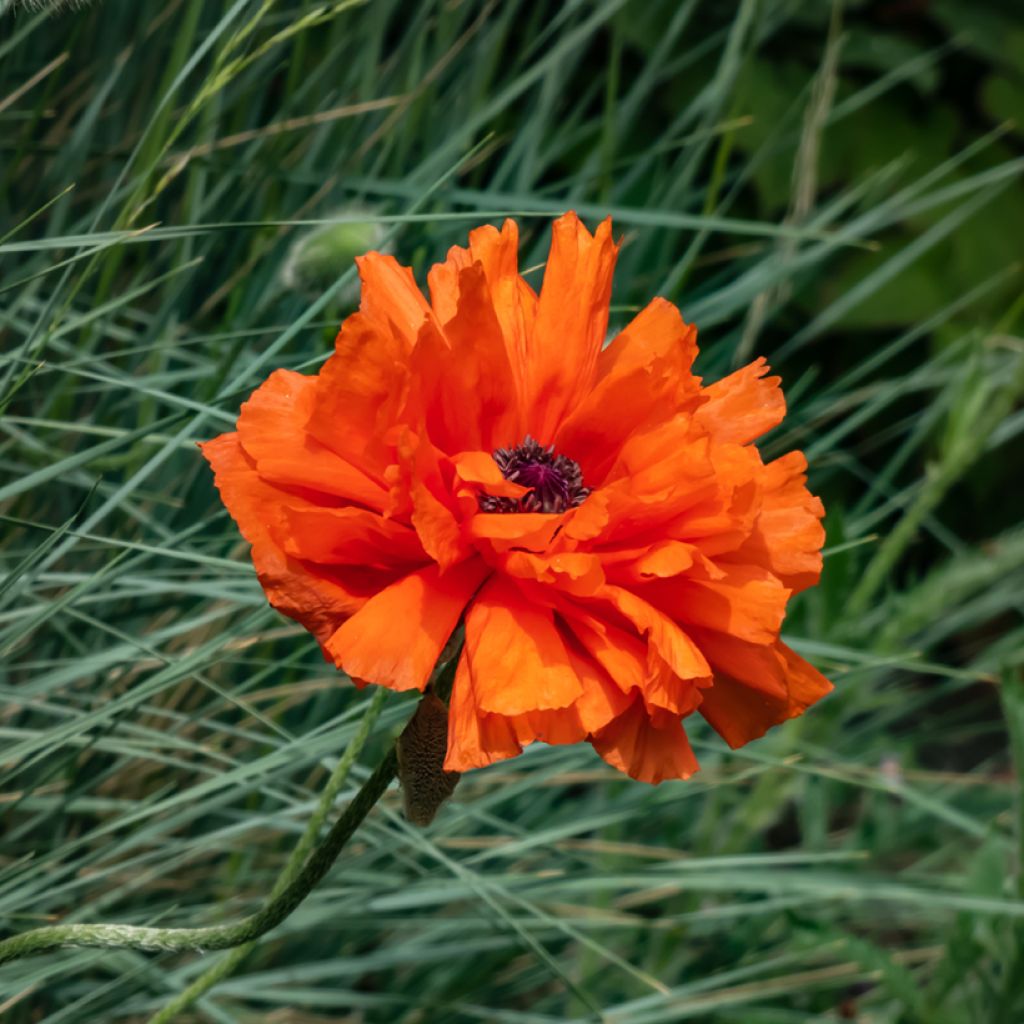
<box><xmin>0</xmin><ymin>690</ymin><xmax>395</xmax><ymax>970</ymax></box>
<box><xmin>146</xmin><ymin>686</ymin><xmax>389</xmax><ymax>1023</ymax></box>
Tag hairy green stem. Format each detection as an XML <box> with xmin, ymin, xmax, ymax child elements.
<box><xmin>146</xmin><ymin>686</ymin><xmax>389</xmax><ymax>1023</ymax></box>
<box><xmin>0</xmin><ymin>701</ymin><xmax>397</xmax><ymax>969</ymax></box>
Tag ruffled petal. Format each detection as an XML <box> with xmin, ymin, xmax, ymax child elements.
<box><xmin>236</xmin><ymin>369</ymin><xmax>388</xmax><ymax>510</ymax></box>
<box><xmin>733</xmin><ymin>451</ymin><xmax>825</xmax><ymax>593</ymax></box>
<box><xmin>639</xmin><ymin>659</ymin><xmax>706</xmax><ymax>718</ymax></box>
<box><xmin>451</xmin><ymin>450</ymin><xmax>529</xmax><ymax>512</ymax></box>
<box><xmin>524</xmin><ymin>213</ymin><xmax>619</xmax><ymax>441</ymax></box>
<box><xmin>696</xmin><ymin>357</ymin><xmax>785</xmax><ymax>445</ymax></box>
<box><xmin>565</xmin><ymin>607</ymin><xmax>703</xmax><ymax>717</ymax></box>
<box><xmin>509</xmin><ymin>706</ymin><xmax>587</xmax><ymax>748</ymax></box>
<box><xmin>413</xmin><ymin>263</ymin><xmax>521</xmax><ymax>452</ymax></box>
<box><xmin>555</xmin><ymin>298</ymin><xmax>699</xmax><ymax>484</ymax></box>
<box><xmin>325</xmin><ymin>559</ymin><xmax>490</xmax><ymax>691</ymax></box>
<box><xmin>599</xmin><ymin>539</ymin><xmax>699</xmax><ymax>585</ymax></box>
<box><xmin>693</xmin><ymin>630</ymin><xmax>833</xmax><ymax>747</ymax></box>
<box><xmin>641</xmin><ymin>564</ymin><xmax>791</xmax><ymax>646</ymax></box>
<box><xmin>774</xmin><ymin>641</ymin><xmax>834</xmax><ymax>719</ymax></box>
<box><xmin>568</xmin><ymin>642</ymin><xmax>633</xmax><ymax>734</ymax></box>
<box><xmin>201</xmin><ymin>433</ymin><xmax>380</xmax><ymax>646</ymax></box>
<box><xmin>277</xmin><ymin>504</ymin><xmax>426</xmax><ymax>568</ymax></box>
<box><xmin>464</xmin><ymin>576</ymin><xmax>583</xmax><ymax>716</ymax></box>
<box><xmin>502</xmin><ymin>550</ymin><xmax>605</xmax><ymax>597</ymax></box>
<box><xmin>391</xmin><ymin>428</ymin><xmax>469</xmax><ymax>571</ymax></box>
<box><xmin>307</xmin><ymin>312</ymin><xmax>410</xmax><ymax>478</ymax></box>
<box><xmin>467</xmin><ymin>633</ymin><xmax>630</xmax><ymax>758</ymax></box>
<box><xmin>592</xmin><ymin>698</ymin><xmax>699</xmax><ymax>783</ymax></box>
<box><xmin>428</xmin><ymin>218</ymin><xmax>536</xmax><ymax>404</ymax></box>
<box><xmin>445</xmin><ymin>649</ymin><xmax>522</xmax><ymax>771</ymax></box>
<box><xmin>356</xmin><ymin>251</ymin><xmax>435</xmax><ymax>346</ymax></box>
<box><xmin>590</xmin><ymin>585</ymin><xmax>711</xmax><ymax>681</ymax></box>
<box><xmin>591</xmin><ymin>422</ymin><xmax>719</xmax><ymax>547</ymax></box>
<box><xmin>562</xmin><ymin>609</ymin><xmax>647</xmax><ymax>693</ymax></box>
<box><xmin>597</xmin><ymin>297</ymin><xmax>699</xmax><ymax>386</ymax></box>
<box><xmin>466</xmin><ymin>510</ymin><xmax>567</xmax><ymax>555</ymax></box>
<box><xmin>669</xmin><ymin>444</ymin><xmax>763</xmax><ymax>554</ymax></box>
<box><xmin>607</xmin><ymin>413</ymin><xmax>712</xmax><ymax>494</ymax></box>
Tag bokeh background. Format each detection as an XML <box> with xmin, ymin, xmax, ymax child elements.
<box><xmin>2</xmin><ymin>1</ymin><xmax>1023</xmax><ymax>1021</ymax></box>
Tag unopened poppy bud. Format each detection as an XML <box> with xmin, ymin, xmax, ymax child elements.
<box><xmin>281</xmin><ymin>213</ymin><xmax>387</xmax><ymax>301</ymax></box>
<box><xmin>397</xmin><ymin>691</ymin><xmax>461</xmax><ymax>826</ymax></box>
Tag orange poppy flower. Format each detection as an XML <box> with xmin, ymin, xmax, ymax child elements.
<box><xmin>202</xmin><ymin>213</ymin><xmax>831</xmax><ymax>783</ymax></box>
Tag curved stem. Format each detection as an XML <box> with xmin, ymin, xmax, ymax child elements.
<box><xmin>146</xmin><ymin>687</ymin><xmax>388</xmax><ymax>1023</ymax></box>
<box><xmin>0</xmin><ymin>714</ymin><xmax>397</xmax><ymax>968</ymax></box>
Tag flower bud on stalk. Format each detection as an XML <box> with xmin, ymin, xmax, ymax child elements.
<box><xmin>397</xmin><ymin>690</ymin><xmax>461</xmax><ymax>826</ymax></box>
<box><xmin>281</xmin><ymin>212</ymin><xmax>388</xmax><ymax>304</ymax></box>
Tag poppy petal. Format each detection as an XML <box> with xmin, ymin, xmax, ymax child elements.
<box><xmin>452</xmin><ymin>449</ymin><xmax>529</xmax><ymax>502</ymax></box>
<box><xmin>566</xmin><ymin>608</ymin><xmax>704</xmax><ymax>717</ymax></box>
<box><xmin>356</xmin><ymin>251</ymin><xmax>435</xmax><ymax>345</ymax></box>
<box><xmin>592</xmin><ymin>698</ymin><xmax>699</xmax><ymax>783</ymax></box>
<box><xmin>555</xmin><ymin>298</ymin><xmax>699</xmax><ymax>483</ymax></box>
<box><xmin>392</xmin><ymin>429</ymin><xmax>469</xmax><ymax>571</ymax></box>
<box><xmin>326</xmin><ymin>559</ymin><xmax>490</xmax><ymax>691</ymax></box>
<box><xmin>567</xmin><ymin>643</ymin><xmax>633</xmax><ymax>734</ymax></box>
<box><xmin>695</xmin><ymin>356</ymin><xmax>785</xmax><ymax>444</ymax></box>
<box><xmin>525</xmin><ymin>213</ymin><xmax>619</xmax><ymax>440</ymax></box>
<box><xmin>236</xmin><ymin>369</ymin><xmax>388</xmax><ymax>510</ymax></box>
<box><xmin>445</xmin><ymin>649</ymin><xmax>523</xmax><ymax>771</ymax></box>
<box><xmin>594</xmin><ymin>585</ymin><xmax>711</xmax><ymax>681</ymax></box>
<box><xmin>466</xmin><ymin>510</ymin><xmax>566</xmax><ymax>554</ymax></box>
<box><xmin>641</xmin><ymin>564</ymin><xmax>791</xmax><ymax>646</ymax></box>
<box><xmin>416</xmin><ymin>262</ymin><xmax>521</xmax><ymax>452</ymax></box>
<box><xmin>736</xmin><ymin>451</ymin><xmax>825</xmax><ymax>593</ymax></box>
<box><xmin>691</xmin><ymin>628</ymin><xmax>833</xmax><ymax>747</ymax></box>
<box><xmin>510</xmin><ymin>706</ymin><xmax>587</xmax><ymax>748</ymax></box>
<box><xmin>307</xmin><ymin>312</ymin><xmax>410</xmax><ymax>476</ymax></box>
<box><xmin>201</xmin><ymin>433</ymin><xmax>377</xmax><ymax>645</ymax></box>
<box><xmin>278</xmin><ymin>504</ymin><xmax>426</xmax><ymax>568</ymax></box>
<box><xmin>465</xmin><ymin>576</ymin><xmax>583</xmax><ymax>715</ymax></box>
<box><xmin>429</xmin><ymin>218</ymin><xmax>536</xmax><ymax>401</ymax></box>
<box><xmin>502</xmin><ymin>550</ymin><xmax>606</xmax><ymax>597</ymax></box>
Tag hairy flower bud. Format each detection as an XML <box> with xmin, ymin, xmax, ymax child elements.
<box><xmin>397</xmin><ymin>691</ymin><xmax>461</xmax><ymax>826</ymax></box>
<box><xmin>281</xmin><ymin>213</ymin><xmax>387</xmax><ymax>302</ymax></box>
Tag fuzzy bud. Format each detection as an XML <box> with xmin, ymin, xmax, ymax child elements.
<box><xmin>397</xmin><ymin>691</ymin><xmax>461</xmax><ymax>827</ymax></box>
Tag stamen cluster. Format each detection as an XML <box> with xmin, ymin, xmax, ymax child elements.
<box><xmin>479</xmin><ymin>436</ymin><xmax>590</xmax><ymax>514</ymax></box>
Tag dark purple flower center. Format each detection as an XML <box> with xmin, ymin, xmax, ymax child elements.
<box><xmin>479</xmin><ymin>436</ymin><xmax>590</xmax><ymax>514</ymax></box>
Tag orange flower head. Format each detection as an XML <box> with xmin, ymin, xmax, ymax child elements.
<box><xmin>202</xmin><ymin>213</ymin><xmax>832</xmax><ymax>783</ymax></box>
